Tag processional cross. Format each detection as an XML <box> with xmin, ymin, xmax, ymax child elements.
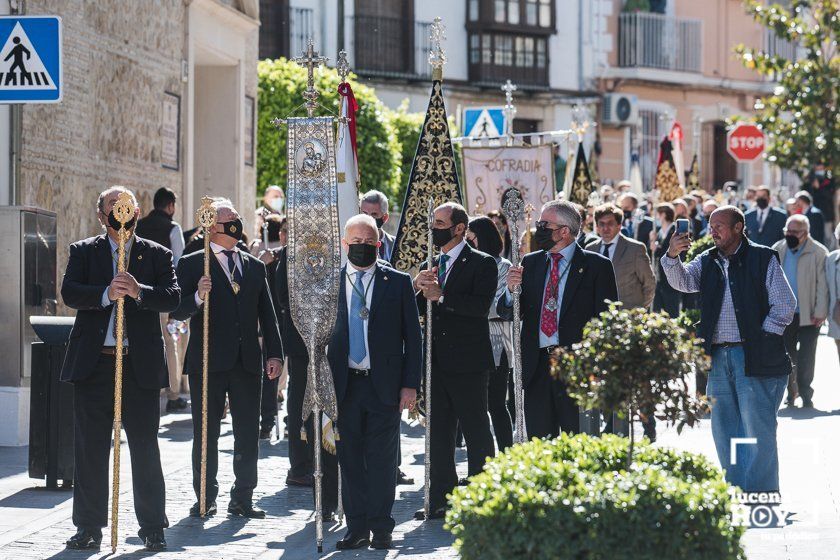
<box><xmin>292</xmin><ymin>40</ymin><xmax>328</xmax><ymax>118</ymax></box>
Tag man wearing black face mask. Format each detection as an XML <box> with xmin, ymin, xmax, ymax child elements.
<box><xmin>172</xmin><ymin>199</ymin><xmax>283</xmax><ymax>519</ymax></box>
<box><xmin>60</xmin><ymin>186</ymin><xmax>180</xmax><ymax>551</ymax></box>
<box><xmin>412</xmin><ymin>202</ymin><xmax>498</xmax><ymax>520</ymax></box>
<box><xmin>326</xmin><ymin>214</ymin><xmax>422</xmax><ymax>550</ymax></box>
<box><xmin>745</xmin><ymin>186</ymin><xmax>786</xmax><ymax>247</ymax></box>
<box><xmin>360</xmin><ymin>190</ymin><xmax>396</xmax><ymax>261</ymax></box>
<box><xmin>499</xmin><ymin>200</ymin><xmax>618</xmax><ymax>438</ymax></box>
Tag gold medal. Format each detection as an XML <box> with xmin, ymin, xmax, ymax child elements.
<box><xmin>231</xmin><ymin>281</ymin><xmax>240</xmax><ymax>295</ymax></box>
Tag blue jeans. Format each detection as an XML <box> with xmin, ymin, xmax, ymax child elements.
<box><xmin>707</xmin><ymin>346</ymin><xmax>787</xmax><ymax>492</ymax></box>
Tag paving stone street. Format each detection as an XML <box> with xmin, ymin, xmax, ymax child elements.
<box><xmin>1</xmin><ymin>335</ymin><xmax>838</xmax><ymax>559</ymax></box>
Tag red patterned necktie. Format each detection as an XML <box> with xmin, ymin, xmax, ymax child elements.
<box><xmin>540</xmin><ymin>253</ymin><xmax>563</xmax><ymax>338</ymax></box>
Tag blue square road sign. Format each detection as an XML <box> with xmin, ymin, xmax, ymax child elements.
<box><xmin>0</xmin><ymin>16</ymin><xmax>62</xmax><ymax>103</ymax></box>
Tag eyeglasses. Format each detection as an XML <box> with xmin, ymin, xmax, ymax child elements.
<box><xmin>536</xmin><ymin>221</ymin><xmax>566</xmax><ymax>230</ymax></box>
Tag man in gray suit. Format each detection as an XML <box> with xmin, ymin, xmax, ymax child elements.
<box><xmin>360</xmin><ymin>190</ymin><xmax>396</xmax><ymax>262</ymax></box>
<box><xmin>588</xmin><ymin>203</ymin><xmax>657</xmax><ymax>440</ymax></box>
<box><xmin>587</xmin><ymin>204</ymin><xmax>655</xmax><ymax>310</ymax></box>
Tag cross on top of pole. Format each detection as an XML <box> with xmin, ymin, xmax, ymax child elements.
<box><xmin>292</xmin><ymin>39</ymin><xmax>328</xmax><ymax>118</ymax></box>
<box><xmin>429</xmin><ymin>17</ymin><xmax>447</xmax><ymax>81</ymax></box>
<box><xmin>501</xmin><ymin>80</ymin><xmax>517</xmax><ymax>137</ymax></box>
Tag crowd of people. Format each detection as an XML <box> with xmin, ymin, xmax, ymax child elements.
<box><xmin>57</xmin><ymin>170</ymin><xmax>837</xmax><ymax>551</ymax></box>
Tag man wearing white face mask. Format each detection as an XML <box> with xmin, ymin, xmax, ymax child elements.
<box><xmin>254</xmin><ymin>185</ymin><xmax>285</xmax><ymax>238</ymax></box>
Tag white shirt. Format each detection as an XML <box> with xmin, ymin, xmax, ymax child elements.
<box><xmin>346</xmin><ymin>263</ymin><xmax>375</xmax><ymax>369</ymax></box>
<box><xmin>599</xmin><ymin>238</ymin><xmax>618</xmax><ymax>260</ymax></box>
<box><xmin>169</xmin><ymin>223</ymin><xmax>185</xmax><ymax>264</ymax></box>
<box><xmin>100</xmin><ymin>236</ymin><xmax>134</xmax><ymax>347</ymax></box>
<box><xmin>194</xmin><ymin>242</ymin><xmax>244</xmax><ymax>305</ymax></box>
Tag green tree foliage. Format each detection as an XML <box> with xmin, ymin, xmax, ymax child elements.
<box><xmin>736</xmin><ymin>0</ymin><xmax>839</xmax><ymax>179</ymax></box>
<box><xmin>447</xmin><ymin>434</ymin><xmax>745</xmax><ymax>560</ymax></box>
<box><xmin>552</xmin><ymin>304</ymin><xmax>709</xmax><ymax>466</ymax></box>
<box><xmin>383</xmin><ymin>100</ymin><xmax>425</xmax><ymax>211</ymax></box>
<box><xmin>256</xmin><ymin>58</ymin><xmax>401</xmax><ymax>201</ymax></box>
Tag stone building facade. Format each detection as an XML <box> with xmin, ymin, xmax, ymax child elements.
<box><xmin>0</xmin><ymin>0</ymin><xmax>259</xmax><ymax>445</ymax></box>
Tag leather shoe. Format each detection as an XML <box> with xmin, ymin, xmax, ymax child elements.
<box><xmin>336</xmin><ymin>531</ymin><xmax>370</xmax><ymax>550</ymax></box>
<box><xmin>322</xmin><ymin>510</ymin><xmax>336</xmax><ymax>523</ymax></box>
<box><xmin>189</xmin><ymin>501</ymin><xmax>217</xmax><ymax>517</ymax></box>
<box><xmin>66</xmin><ymin>528</ymin><xmax>102</xmax><ymax>550</ymax></box>
<box><xmin>370</xmin><ymin>532</ymin><xmax>393</xmax><ymax>549</ymax></box>
<box><xmin>397</xmin><ymin>468</ymin><xmax>414</xmax><ymax>485</ymax></box>
<box><xmin>259</xmin><ymin>427</ymin><xmax>272</xmax><ymax>440</ymax></box>
<box><xmin>802</xmin><ymin>398</ymin><xmax>814</xmax><ymax>408</ymax></box>
<box><xmin>228</xmin><ymin>502</ymin><xmax>266</xmax><ymax>518</ymax></box>
<box><xmin>144</xmin><ymin>530</ymin><xmax>167</xmax><ymax>551</ymax></box>
<box><xmin>414</xmin><ymin>507</ymin><xmax>446</xmax><ymax>520</ymax></box>
<box><xmin>286</xmin><ymin>473</ymin><xmax>313</xmax><ymax>487</ymax></box>
<box><xmin>165</xmin><ymin>397</ymin><xmax>188</xmax><ymax>413</ymax></box>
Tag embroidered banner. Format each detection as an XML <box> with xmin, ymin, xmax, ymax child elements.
<box><xmin>390</xmin><ymin>80</ymin><xmax>462</xmax><ymax>278</ymax></box>
<box><xmin>461</xmin><ymin>144</ymin><xmax>555</xmax><ymax>222</ymax></box>
<box><xmin>286</xmin><ymin>116</ymin><xmax>340</xmax><ymax>424</ymax></box>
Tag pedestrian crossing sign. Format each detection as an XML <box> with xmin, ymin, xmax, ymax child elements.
<box><xmin>0</xmin><ymin>16</ymin><xmax>61</xmax><ymax>103</ymax></box>
<box><xmin>463</xmin><ymin>107</ymin><xmax>506</xmax><ymax>139</ymax></box>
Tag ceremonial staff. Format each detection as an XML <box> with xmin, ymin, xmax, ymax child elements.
<box><xmin>196</xmin><ymin>197</ymin><xmax>217</xmax><ymax>517</ymax></box>
<box><xmin>501</xmin><ymin>188</ymin><xmax>527</xmax><ymax>443</ymax></box>
<box><xmin>109</xmin><ymin>192</ymin><xmax>135</xmax><ymax>553</ymax></box>
<box><xmin>423</xmin><ymin>197</ymin><xmax>434</xmax><ymax>519</ymax></box>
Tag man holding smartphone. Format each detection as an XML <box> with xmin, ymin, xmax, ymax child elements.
<box><xmin>661</xmin><ymin>206</ymin><xmax>795</xmax><ymax>493</ymax></box>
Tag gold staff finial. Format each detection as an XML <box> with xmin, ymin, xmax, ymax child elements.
<box><xmin>292</xmin><ymin>40</ymin><xmax>328</xmax><ymax>118</ymax></box>
<box><xmin>336</xmin><ymin>49</ymin><xmax>350</xmax><ymax>84</ymax></box>
<box><xmin>429</xmin><ymin>17</ymin><xmax>447</xmax><ymax>82</ymax></box>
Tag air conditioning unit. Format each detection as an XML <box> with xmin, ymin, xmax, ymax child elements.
<box><xmin>602</xmin><ymin>94</ymin><xmax>639</xmax><ymax>127</ymax></box>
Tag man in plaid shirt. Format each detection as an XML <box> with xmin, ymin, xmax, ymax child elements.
<box><xmin>662</xmin><ymin>206</ymin><xmax>795</xmax><ymax>493</ymax></box>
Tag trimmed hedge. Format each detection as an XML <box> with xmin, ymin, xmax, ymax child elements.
<box><xmin>446</xmin><ymin>434</ymin><xmax>745</xmax><ymax>560</ymax></box>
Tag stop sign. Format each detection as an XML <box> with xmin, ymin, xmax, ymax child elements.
<box><xmin>727</xmin><ymin>124</ymin><xmax>766</xmax><ymax>162</ymax></box>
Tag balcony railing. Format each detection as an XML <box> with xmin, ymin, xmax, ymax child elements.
<box><xmin>346</xmin><ymin>16</ymin><xmax>432</xmax><ymax>80</ymax></box>
<box><xmin>618</xmin><ymin>12</ymin><xmax>702</xmax><ymax>73</ymax></box>
<box><xmin>764</xmin><ymin>28</ymin><xmax>797</xmax><ymax>60</ymax></box>
<box><xmin>290</xmin><ymin>7</ymin><xmax>315</xmax><ymax>57</ymax></box>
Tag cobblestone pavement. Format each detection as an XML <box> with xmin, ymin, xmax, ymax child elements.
<box><xmin>1</xmin><ymin>336</ymin><xmax>839</xmax><ymax>559</ymax></box>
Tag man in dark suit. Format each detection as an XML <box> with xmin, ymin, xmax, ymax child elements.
<box><xmin>618</xmin><ymin>193</ymin><xmax>654</xmax><ymax>251</ymax></box>
<box><xmin>745</xmin><ymin>186</ymin><xmax>786</xmax><ymax>247</ymax></box>
<box><xmin>60</xmin><ymin>186</ymin><xmax>180</xmax><ymax>551</ymax></box>
<box><xmin>413</xmin><ymin>202</ymin><xmax>498</xmax><ymax>519</ymax></box>
<box><xmin>795</xmin><ymin>190</ymin><xmax>826</xmax><ymax>245</ymax></box>
<box><xmin>500</xmin><ymin>200</ymin><xmax>618</xmax><ymax>438</ymax></box>
<box><xmin>274</xmin><ymin>247</ymin><xmax>340</xmax><ymax>519</ymax></box>
<box><xmin>326</xmin><ymin>215</ymin><xmax>422</xmax><ymax>550</ymax></box>
<box><xmin>172</xmin><ymin>199</ymin><xmax>283</xmax><ymax>519</ymax></box>
<box><xmin>360</xmin><ymin>190</ymin><xmax>396</xmax><ymax>261</ymax></box>
<box><xmin>652</xmin><ymin>202</ymin><xmax>682</xmax><ymax>317</ymax></box>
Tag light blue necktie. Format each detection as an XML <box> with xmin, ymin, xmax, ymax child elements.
<box><xmin>349</xmin><ymin>271</ymin><xmax>367</xmax><ymax>364</ymax></box>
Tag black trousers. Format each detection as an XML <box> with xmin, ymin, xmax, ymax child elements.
<box><xmin>189</xmin><ymin>360</ymin><xmax>261</xmax><ymax>505</ymax></box>
<box><xmin>429</xmin><ymin>367</ymin><xmax>495</xmax><ymax>511</ymax></box>
<box><xmin>525</xmin><ymin>350</ymin><xmax>579</xmax><ymax>438</ymax></box>
<box><xmin>260</xmin><ymin>373</ymin><xmax>279</xmax><ymax>431</ymax></box>
<box><xmin>286</xmin><ymin>356</ymin><xmax>338</xmax><ymax>511</ymax></box>
<box><xmin>336</xmin><ymin>374</ymin><xmax>400</xmax><ymax>535</ymax></box>
<box><xmin>489</xmin><ymin>352</ymin><xmax>513</xmax><ymax>451</ymax></box>
<box><xmin>653</xmin><ymin>279</ymin><xmax>681</xmax><ymax>317</ymax></box>
<box><xmin>783</xmin><ymin>315</ymin><xmax>820</xmax><ymax>401</ymax></box>
<box><xmin>72</xmin><ymin>355</ymin><xmax>167</xmax><ymax>536</ymax></box>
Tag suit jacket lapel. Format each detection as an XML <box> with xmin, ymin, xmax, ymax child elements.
<box><xmin>443</xmin><ymin>243</ymin><xmax>471</xmax><ymax>293</ymax></box>
<box><xmin>559</xmin><ymin>246</ymin><xmax>586</xmax><ymax>321</ymax></box>
<box><xmin>614</xmin><ymin>235</ymin><xmax>629</xmax><ymax>265</ymax></box>
<box><xmin>209</xmin><ymin>253</ymin><xmax>234</xmax><ymax>295</ymax></box>
<box><xmin>96</xmin><ymin>235</ymin><xmax>114</xmax><ymax>282</ymax></box>
<box><xmin>127</xmin><ymin>236</ymin><xmax>146</xmax><ymax>276</ymax></box>
<box><xmin>532</xmin><ymin>251</ymin><xmax>549</xmax><ymax>305</ymax></box>
<box><xmin>239</xmin><ymin>250</ymin><xmax>250</xmax><ymax>281</ymax></box>
<box><xmin>337</xmin><ymin>265</ymin><xmax>349</xmax><ymax>332</ymax></box>
<box><xmin>369</xmin><ymin>264</ymin><xmax>388</xmax><ymax>315</ymax></box>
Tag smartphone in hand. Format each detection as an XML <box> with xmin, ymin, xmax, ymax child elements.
<box><xmin>676</xmin><ymin>218</ymin><xmax>691</xmax><ymax>236</ymax></box>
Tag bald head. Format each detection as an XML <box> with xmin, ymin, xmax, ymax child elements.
<box><xmin>344</xmin><ymin>214</ymin><xmax>379</xmax><ymax>241</ymax></box>
<box><xmin>710</xmin><ymin>205</ymin><xmax>744</xmax><ymax>228</ymax></box>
